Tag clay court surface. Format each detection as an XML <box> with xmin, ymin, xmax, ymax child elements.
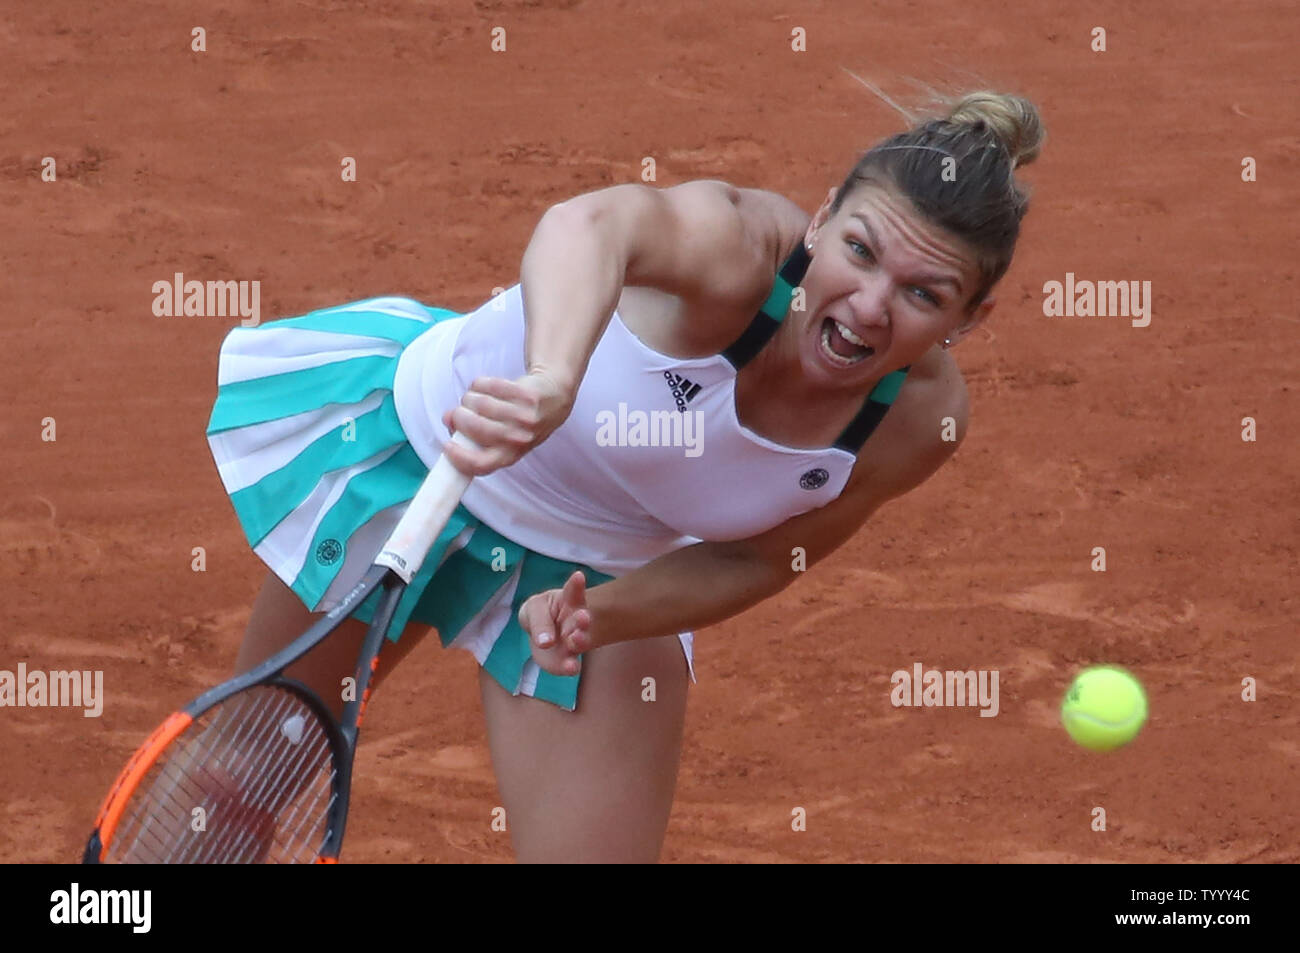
<box><xmin>3</xmin><ymin>1</ymin><xmax>1296</xmax><ymax>863</ymax></box>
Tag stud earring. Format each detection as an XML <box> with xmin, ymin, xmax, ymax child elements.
<box><xmin>943</xmin><ymin>337</ymin><xmax>953</xmax><ymax>349</ymax></box>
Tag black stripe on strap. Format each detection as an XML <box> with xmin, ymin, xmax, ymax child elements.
<box><xmin>833</xmin><ymin>365</ymin><xmax>912</xmax><ymax>454</ymax></box>
<box><xmin>721</xmin><ymin>242</ymin><xmax>813</xmax><ymax>370</ymax></box>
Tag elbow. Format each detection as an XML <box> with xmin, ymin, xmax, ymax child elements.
<box><xmin>534</xmin><ymin>196</ymin><xmax>629</xmax><ymax>280</ymax></box>
<box><xmin>545</xmin><ymin>188</ymin><xmax>620</xmax><ymax>236</ymax></box>
<box><xmin>714</xmin><ymin>541</ymin><xmax>800</xmax><ymax>596</ymax></box>
<box><xmin>536</xmin><ymin>200</ymin><xmax>594</xmax><ymax>239</ymax></box>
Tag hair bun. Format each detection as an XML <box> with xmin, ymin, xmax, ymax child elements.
<box><xmin>947</xmin><ymin>92</ymin><xmax>1045</xmax><ymax>169</ymax></box>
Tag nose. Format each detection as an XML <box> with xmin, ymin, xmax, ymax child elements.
<box><xmin>847</xmin><ymin>273</ymin><xmax>891</xmax><ymax>329</ymax></box>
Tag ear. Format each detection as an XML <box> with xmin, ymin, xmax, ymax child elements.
<box><xmin>805</xmin><ymin>187</ymin><xmax>839</xmax><ymax>248</ymax></box>
<box><xmin>949</xmin><ymin>295</ymin><xmax>995</xmax><ymax>345</ymax></box>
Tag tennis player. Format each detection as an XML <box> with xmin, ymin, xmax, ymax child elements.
<box><xmin>205</xmin><ymin>90</ymin><xmax>1043</xmax><ymax>862</ymax></box>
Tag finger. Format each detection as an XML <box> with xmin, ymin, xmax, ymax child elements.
<box><xmin>538</xmin><ymin>651</ymin><xmax>578</xmax><ymax>678</ymax></box>
<box><xmin>558</xmin><ymin>606</ymin><xmax>590</xmax><ymax>640</ymax></box>
<box><xmin>539</xmin><ymin>585</ymin><xmax>577</xmax><ymax>651</ymax></box>
<box><xmin>441</xmin><ymin>438</ymin><xmax>509</xmax><ymax>477</ymax></box>
<box><xmin>468</xmin><ymin>375</ymin><xmax>526</xmax><ymax>397</ymax></box>
<box><xmin>461</xmin><ymin>389</ymin><xmax>543</xmax><ymax>433</ymax></box>
<box><xmin>449</xmin><ymin>405</ymin><xmax>534</xmax><ymax>452</ymax></box>
<box><xmin>560</xmin><ymin>608</ymin><xmax>592</xmax><ymax>654</ymax></box>
<box><xmin>449</xmin><ymin>404</ymin><xmax>530</xmax><ymax>446</ymax></box>
<box><xmin>467</xmin><ymin>376</ymin><xmax>534</xmax><ymax>406</ymax></box>
<box><xmin>444</xmin><ymin>403</ymin><xmax>530</xmax><ymax>460</ymax></box>
<box><xmin>560</xmin><ymin>570</ymin><xmax>587</xmax><ymax>609</ymax></box>
<box><xmin>559</xmin><ymin>605</ymin><xmax>590</xmax><ymax>642</ymax></box>
<box><xmin>530</xmin><ymin>631</ymin><xmax>583</xmax><ymax>677</ymax></box>
<box><xmin>519</xmin><ymin>598</ymin><xmax>556</xmax><ymax>649</ymax></box>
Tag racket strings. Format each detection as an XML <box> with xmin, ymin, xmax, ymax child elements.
<box><xmin>106</xmin><ymin>685</ymin><xmax>337</xmax><ymax>863</ymax></box>
<box><xmin>169</xmin><ymin>690</ymin><xmax>319</xmax><ymax>864</ymax></box>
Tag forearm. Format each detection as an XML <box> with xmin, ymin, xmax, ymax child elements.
<box><xmin>585</xmin><ymin>542</ymin><xmax>791</xmax><ymax>649</ymax></box>
<box><xmin>519</xmin><ymin>205</ymin><xmax>625</xmax><ymax>395</ymax></box>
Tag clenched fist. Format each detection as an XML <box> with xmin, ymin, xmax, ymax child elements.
<box><xmin>441</xmin><ymin>368</ymin><xmax>574</xmax><ymax>476</ymax></box>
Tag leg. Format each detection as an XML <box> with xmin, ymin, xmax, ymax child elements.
<box><xmin>479</xmin><ymin>633</ymin><xmax>690</xmax><ymax>863</ymax></box>
<box><xmin>236</xmin><ymin>570</ymin><xmax>432</xmax><ymax>719</ymax></box>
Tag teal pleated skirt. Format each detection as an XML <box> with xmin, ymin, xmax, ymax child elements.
<box><xmin>205</xmin><ymin>296</ymin><xmax>611</xmax><ymax>711</ymax></box>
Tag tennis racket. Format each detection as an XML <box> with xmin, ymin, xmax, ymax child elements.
<box><xmin>83</xmin><ymin>432</ymin><xmax>478</xmax><ymax>864</ymax></box>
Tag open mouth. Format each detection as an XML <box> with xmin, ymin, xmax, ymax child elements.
<box><xmin>819</xmin><ymin>317</ymin><xmax>875</xmax><ymax>366</ymax></box>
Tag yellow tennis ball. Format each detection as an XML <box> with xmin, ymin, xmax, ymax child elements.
<box><xmin>1060</xmin><ymin>665</ymin><xmax>1148</xmax><ymax>751</ymax></box>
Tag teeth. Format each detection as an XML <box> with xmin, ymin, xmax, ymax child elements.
<box><xmin>820</xmin><ymin>322</ymin><xmax>873</xmax><ymax>366</ymax></box>
<box><xmin>835</xmin><ymin>320</ymin><xmax>866</xmax><ymax>347</ymax></box>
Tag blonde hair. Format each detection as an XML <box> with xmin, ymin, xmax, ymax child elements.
<box><xmin>945</xmin><ymin>90</ymin><xmax>1044</xmax><ymax>169</ymax></box>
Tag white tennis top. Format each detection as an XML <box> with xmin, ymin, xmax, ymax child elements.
<box><xmin>393</xmin><ymin>283</ymin><xmax>881</xmax><ymax>577</ymax></box>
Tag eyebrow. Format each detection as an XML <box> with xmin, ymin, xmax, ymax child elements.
<box><xmin>850</xmin><ymin>212</ymin><xmax>965</xmax><ymax>294</ymax></box>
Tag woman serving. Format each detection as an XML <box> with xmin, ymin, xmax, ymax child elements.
<box><xmin>206</xmin><ymin>90</ymin><xmax>1044</xmax><ymax>862</ymax></box>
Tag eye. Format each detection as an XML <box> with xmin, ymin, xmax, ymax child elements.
<box><xmin>847</xmin><ymin>239</ymin><xmax>873</xmax><ymax>260</ymax></box>
<box><xmin>910</xmin><ymin>286</ymin><xmax>940</xmax><ymax>306</ymax></box>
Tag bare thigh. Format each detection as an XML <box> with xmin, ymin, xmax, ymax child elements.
<box><xmin>479</xmin><ymin>634</ymin><xmax>690</xmax><ymax>863</ymax></box>
<box><xmin>235</xmin><ymin>570</ymin><xmax>432</xmax><ymax>720</ymax></box>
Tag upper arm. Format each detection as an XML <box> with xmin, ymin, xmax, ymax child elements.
<box><xmin>553</xmin><ymin>180</ymin><xmax>774</xmax><ymax>302</ymax></box>
<box><xmin>719</xmin><ymin>361</ymin><xmax>969</xmax><ymax>577</ymax></box>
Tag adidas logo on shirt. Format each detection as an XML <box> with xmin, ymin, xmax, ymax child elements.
<box><xmin>662</xmin><ymin>371</ymin><xmax>702</xmax><ymax>412</ymax></box>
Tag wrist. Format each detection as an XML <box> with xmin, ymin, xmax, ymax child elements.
<box><xmin>525</xmin><ymin>363</ymin><xmax>579</xmax><ymax>401</ymax></box>
<box><xmin>583</xmin><ymin>586</ymin><xmax>615</xmax><ymax>651</ymax></box>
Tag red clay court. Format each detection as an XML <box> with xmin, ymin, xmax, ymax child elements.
<box><xmin>2</xmin><ymin>1</ymin><xmax>1296</xmax><ymax>862</ymax></box>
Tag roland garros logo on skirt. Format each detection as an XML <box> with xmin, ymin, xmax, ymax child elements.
<box><xmin>316</xmin><ymin>538</ymin><xmax>343</xmax><ymax>566</ymax></box>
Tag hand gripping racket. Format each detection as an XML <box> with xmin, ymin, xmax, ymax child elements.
<box><xmin>83</xmin><ymin>432</ymin><xmax>478</xmax><ymax>864</ymax></box>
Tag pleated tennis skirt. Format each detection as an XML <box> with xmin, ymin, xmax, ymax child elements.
<box><xmin>205</xmin><ymin>296</ymin><xmax>626</xmax><ymax>712</ymax></box>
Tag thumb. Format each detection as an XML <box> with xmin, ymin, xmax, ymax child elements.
<box><xmin>519</xmin><ymin>593</ymin><xmax>557</xmax><ymax>648</ymax></box>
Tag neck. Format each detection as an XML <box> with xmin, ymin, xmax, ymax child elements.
<box><xmin>734</xmin><ymin>326</ymin><xmax>881</xmax><ymax>448</ymax></box>
<box><xmin>739</xmin><ymin>319</ymin><xmax>882</xmax><ymax>410</ymax></box>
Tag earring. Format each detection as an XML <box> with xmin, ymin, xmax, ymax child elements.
<box><xmin>943</xmin><ymin>337</ymin><xmax>952</xmax><ymax>349</ymax></box>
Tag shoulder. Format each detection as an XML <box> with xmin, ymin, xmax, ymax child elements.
<box><xmin>630</xmin><ymin>180</ymin><xmax>810</xmax><ymax>282</ymax></box>
<box><xmin>579</xmin><ymin>180</ymin><xmax>812</xmax><ymax>352</ymax></box>
<box><xmin>847</xmin><ymin>346</ymin><xmax>970</xmax><ymax>503</ymax></box>
<box><xmin>904</xmin><ymin>346</ymin><xmax>970</xmax><ymax>443</ymax></box>
<box><xmin>560</xmin><ymin>179</ymin><xmax>807</xmax><ymax>283</ymax></box>
<box><xmin>660</xmin><ymin>181</ymin><xmax>811</xmax><ymax>281</ymax></box>
<box><xmin>571</xmin><ymin>180</ymin><xmax>773</xmax><ymax>303</ymax></box>
<box><xmin>733</xmin><ymin>187</ymin><xmax>812</xmax><ymax>271</ymax></box>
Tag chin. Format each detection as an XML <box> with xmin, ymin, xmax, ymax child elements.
<box><xmin>801</xmin><ymin>344</ymin><xmax>879</xmax><ymax>390</ymax></box>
